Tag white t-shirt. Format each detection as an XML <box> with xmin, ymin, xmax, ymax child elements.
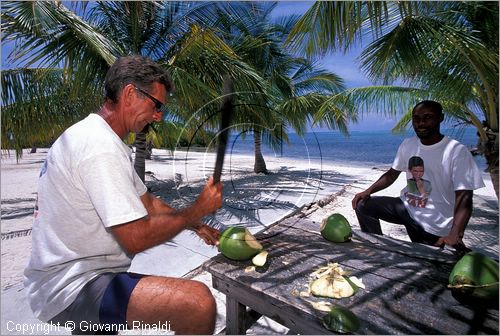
<box><xmin>392</xmin><ymin>136</ymin><xmax>485</xmax><ymax>237</ymax></box>
<box><xmin>24</xmin><ymin>114</ymin><xmax>148</xmax><ymax>321</ymax></box>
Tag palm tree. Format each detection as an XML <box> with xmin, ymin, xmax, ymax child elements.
<box><xmin>1</xmin><ymin>1</ymin><xmax>267</xmax><ymax>181</ymax></box>
<box><xmin>220</xmin><ymin>4</ymin><xmax>349</xmax><ymax>173</ymax></box>
<box><xmin>288</xmin><ymin>1</ymin><xmax>499</xmax><ymax>197</ymax></box>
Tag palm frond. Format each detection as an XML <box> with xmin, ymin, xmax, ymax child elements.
<box><xmin>1</xmin><ymin>68</ymin><xmax>100</xmax><ymax>157</ymax></box>
<box><xmin>312</xmin><ymin>85</ymin><xmax>429</xmax><ymax>133</ymax></box>
<box><xmin>341</xmin><ymin>86</ymin><xmax>427</xmax><ymax>116</ymax></box>
<box><xmin>2</xmin><ymin>1</ymin><xmax>119</xmax><ymax>69</ymax></box>
<box><xmin>391</xmin><ymin>109</ymin><xmax>413</xmax><ymax>134</ymax></box>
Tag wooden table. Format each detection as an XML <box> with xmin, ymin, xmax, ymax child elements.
<box><xmin>204</xmin><ymin>217</ymin><xmax>499</xmax><ymax>334</ymax></box>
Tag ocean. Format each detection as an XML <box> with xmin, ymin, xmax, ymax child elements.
<box><xmin>227</xmin><ymin>127</ymin><xmax>487</xmax><ymax>171</ymax></box>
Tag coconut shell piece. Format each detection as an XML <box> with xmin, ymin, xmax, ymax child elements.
<box><xmin>252</xmin><ymin>250</ymin><xmax>268</xmax><ymax>267</ymax></box>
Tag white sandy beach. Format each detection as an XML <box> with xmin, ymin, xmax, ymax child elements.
<box><xmin>1</xmin><ymin>147</ymin><xmax>498</xmax><ymax>335</ymax></box>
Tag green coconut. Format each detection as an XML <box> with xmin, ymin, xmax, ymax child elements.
<box><xmin>320</xmin><ymin>214</ymin><xmax>352</xmax><ymax>243</ymax></box>
<box><xmin>322</xmin><ymin>306</ymin><xmax>360</xmax><ymax>333</ymax></box>
<box><xmin>448</xmin><ymin>251</ymin><xmax>499</xmax><ymax>301</ymax></box>
<box><xmin>219</xmin><ymin>227</ymin><xmax>263</xmax><ymax>261</ymax></box>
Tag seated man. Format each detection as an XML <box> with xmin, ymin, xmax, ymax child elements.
<box><xmin>352</xmin><ymin>100</ymin><xmax>484</xmax><ymax>254</ymax></box>
<box><xmin>24</xmin><ymin>55</ymin><xmax>223</xmax><ymax>335</ymax></box>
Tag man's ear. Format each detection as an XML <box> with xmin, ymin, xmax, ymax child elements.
<box><xmin>440</xmin><ymin>113</ymin><xmax>444</xmax><ymax>122</ymax></box>
<box><xmin>121</xmin><ymin>84</ymin><xmax>136</xmax><ymax>107</ymax></box>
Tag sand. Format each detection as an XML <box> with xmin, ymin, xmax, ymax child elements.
<box><xmin>1</xmin><ymin>147</ymin><xmax>498</xmax><ymax>334</ymax></box>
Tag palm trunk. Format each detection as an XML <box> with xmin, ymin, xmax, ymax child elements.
<box><xmin>134</xmin><ymin>131</ymin><xmax>147</xmax><ymax>183</ymax></box>
<box><xmin>253</xmin><ymin>129</ymin><xmax>268</xmax><ymax>174</ymax></box>
<box><xmin>145</xmin><ymin>142</ymin><xmax>153</xmax><ymax>160</ymax></box>
<box><xmin>484</xmin><ymin>133</ymin><xmax>499</xmax><ymax>199</ymax></box>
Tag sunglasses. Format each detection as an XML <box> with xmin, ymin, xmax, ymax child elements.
<box><xmin>134</xmin><ymin>86</ymin><xmax>166</xmax><ymax>113</ymax></box>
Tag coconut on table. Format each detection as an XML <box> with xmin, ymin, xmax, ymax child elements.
<box><xmin>448</xmin><ymin>251</ymin><xmax>499</xmax><ymax>304</ymax></box>
<box><xmin>219</xmin><ymin>226</ymin><xmax>269</xmax><ymax>267</ymax></box>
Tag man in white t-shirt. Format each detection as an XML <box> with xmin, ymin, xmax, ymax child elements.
<box><xmin>24</xmin><ymin>55</ymin><xmax>223</xmax><ymax>335</ymax></box>
<box><xmin>352</xmin><ymin>100</ymin><xmax>485</xmax><ymax>254</ymax></box>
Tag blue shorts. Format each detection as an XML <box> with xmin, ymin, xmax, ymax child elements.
<box><xmin>50</xmin><ymin>272</ymin><xmax>144</xmax><ymax>334</ymax></box>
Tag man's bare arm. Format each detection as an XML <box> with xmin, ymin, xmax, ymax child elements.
<box><xmin>141</xmin><ymin>192</ymin><xmax>176</xmax><ymax>215</ymax></box>
<box><xmin>434</xmin><ymin>189</ymin><xmax>473</xmax><ymax>253</ymax></box>
<box><xmin>142</xmin><ymin>188</ymin><xmax>220</xmax><ymax>246</ymax></box>
<box><xmin>352</xmin><ymin>168</ymin><xmax>401</xmax><ymax>209</ymax></box>
<box><xmin>111</xmin><ymin>177</ymin><xmax>222</xmax><ymax>254</ymax></box>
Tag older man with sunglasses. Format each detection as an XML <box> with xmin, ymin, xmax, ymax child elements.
<box><xmin>24</xmin><ymin>55</ymin><xmax>223</xmax><ymax>335</ymax></box>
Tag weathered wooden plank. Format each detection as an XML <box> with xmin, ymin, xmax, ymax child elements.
<box><xmin>262</xmin><ymin>217</ymin><xmax>459</xmax><ymax>260</ymax></box>
<box><xmin>205</xmin><ymin>220</ymin><xmax>499</xmax><ymax>334</ymax></box>
<box><xmin>351</xmin><ymin>230</ymin><xmax>458</xmax><ymax>262</ymax></box>
<box><xmin>260</xmin><ymin>221</ymin><xmax>458</xmax><ymax>263</ymax></box>
<box><xmin>254</xmin><ymin>225</ymin><xmax>457</xmax><ymax>287</ymax></box>
<box><xmin>274</xmin><ymin>216</ymin><xmax>320</xmax><ymax>232</ymax></box>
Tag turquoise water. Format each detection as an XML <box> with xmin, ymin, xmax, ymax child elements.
<box><xmin>228</xmin><ymin>127</ymin><xmax>487</xmax><ymax>170</ymax></box>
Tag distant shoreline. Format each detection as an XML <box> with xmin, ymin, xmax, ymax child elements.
<box><xmin>0</xmin><ymin>144</ymin><xmax>478</xmax><ymax>172</ymax></box>
<box><xmin>1</xmin><ymin>122</ymin><xmax>486</xmax><ymax>173</ymax></box>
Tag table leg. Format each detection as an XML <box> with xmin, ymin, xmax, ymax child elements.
<box><xmin>226</xmin><ymin>296</ymin><xmax>247</xmax><ymax>335</ymax></box>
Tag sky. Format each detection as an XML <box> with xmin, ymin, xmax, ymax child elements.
<box><xmin>272</xmin><ymin>1</ymin><xmax>371</xmax><ymax>88</ymax></box>
<box><xmin>1</xmin><ymin>0</ymin><xmax>401</xmax><ymax>132</ymax></box>
<box><xmin>270</xmin><ymin>1</ymin><xmax>401</xmax><ymax>131</ymax></box>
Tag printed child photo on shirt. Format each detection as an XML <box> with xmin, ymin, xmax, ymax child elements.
<box><xmin>405</xmin><ymin>156</ymin><xmax>431</xmax><ymax>208</ymax></box>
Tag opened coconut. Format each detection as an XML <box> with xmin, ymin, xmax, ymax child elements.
<box><xmin>321</xmin><ymin>214</ymin><xmax>352</xmax><ymax>243</ymax></box>
<box><xmin>448</xmin><ymin>251</ymin><xmax>499</xmax><ymax>302</ymax></box>
<box><xmin>322</xmin><ymin>306</ymin><xmax>360</xmax><ymax>333</ymax></box>
<box><xmin>309</xmin><ymin>263</ymin><xmax>360</xmax><ymax>299</ymax></box>
<box><xmin>311</xmin><ymin>275</ymin><xmax>357</xmax><ymax>298</ymax></box>
<box><xmin>219</xmin><ymin>227</ymin><xmax>263</xmax><ymax>261</ymax></box>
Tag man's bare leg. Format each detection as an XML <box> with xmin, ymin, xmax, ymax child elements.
<box><xmin>126</xmin><ymin>276</ymin><xmax>216</xmax><ymax>335</ymax></box>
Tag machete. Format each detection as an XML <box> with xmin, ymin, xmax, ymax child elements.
<box><xmin>213</xmin><ymin>76</ymin><xmax>234</xmax><ymax>183</ymax></box>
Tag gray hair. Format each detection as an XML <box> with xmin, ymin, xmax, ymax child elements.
<box><xmin>104</xmin><ymin>55</ymin><xmax>174</xmax><ymax>103</ymax></box>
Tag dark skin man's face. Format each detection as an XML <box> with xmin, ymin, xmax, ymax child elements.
<box><xmin>411</xmin><ymin>105</ymin><xmax>444</xmax><ymax>145</ymax></box>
